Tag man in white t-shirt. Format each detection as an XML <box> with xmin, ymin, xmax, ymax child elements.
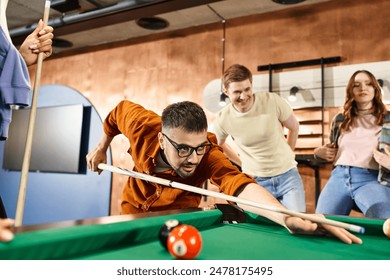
<box><xmin>213</xmin><ymin>64</ymin><xmax>306</xmax><ymax>212</ymax></box>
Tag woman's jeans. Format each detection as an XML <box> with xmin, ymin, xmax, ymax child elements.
<box><xmin>315</xmin><ymin>165</ymin><xmax>390</xmax><ymax>218</ymax></box>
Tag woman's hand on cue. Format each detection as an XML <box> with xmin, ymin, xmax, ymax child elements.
<box><xmin>19</xmin><ymin>20</ymin><xmax>54</xmax><ymax>66</ymax></box>
<box><xmin>284</xmin><ymin>215</ymin><xmax>363</xmax><ymax>244</ymax></box>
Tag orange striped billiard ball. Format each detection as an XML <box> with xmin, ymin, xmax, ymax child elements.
<box><xmin>167</xmin><ymin>224</ymin><xmax>202</xmax><ymax>260</ymax></box>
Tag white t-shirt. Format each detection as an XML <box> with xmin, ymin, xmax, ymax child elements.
<box><xmin>213</xmin><ymin>92</ymin><xmax>296</xmax><ymax>177</ymax></box>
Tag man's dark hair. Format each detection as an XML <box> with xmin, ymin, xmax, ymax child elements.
<box><xmin>162</xmin><ymin>101</ymin><xmax>208</xmax><ymax>132</ymax></box>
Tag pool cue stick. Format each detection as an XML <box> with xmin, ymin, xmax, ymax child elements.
<box><xmin>98</xmin><ymin>163</ymin><xmax>365</xmax><ymax>234</ymax></box>
<box><xmin>14</xmin><ymin>0</ymin><xmax>51</xmax><ymax>227</ymax></box>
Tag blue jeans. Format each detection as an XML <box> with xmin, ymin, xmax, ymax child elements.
<box><xmin>315</xmin><ymin>165</ymin><xmax>390</xmax><ymax>218</ymax></box>
<box><xmin>254</xmin><ymin>167</ymin><xmax>306</xmax><ymax>212</ymax></box>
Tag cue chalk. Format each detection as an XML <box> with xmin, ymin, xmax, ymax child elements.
<box><xmin>98</xmin><ymin>163</ymin><xmax>365</xmax><ymax>234</ymax></box>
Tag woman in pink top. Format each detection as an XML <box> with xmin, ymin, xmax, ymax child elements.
<box><xmin>314</xmin><ymin>70</ymin><xmax>390</xmax><ymax>218</ymax></box>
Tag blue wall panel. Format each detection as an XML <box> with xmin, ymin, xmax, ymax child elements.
<box><xmin>0</xmin><ymin>84</ymin><xmax>112</xmax><ymax>225</ymax></box>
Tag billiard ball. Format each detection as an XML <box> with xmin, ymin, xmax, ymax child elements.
<box><xmin>158</xmin><ymin>219</ymin><xmax>181</xmax><ymax>249</ymax></box>
<box><xmin>383</xmin><ymin>218</ymin><xmax>390</xmax><ymax>238</ymax></box>
<box><xmin>167</xmin><ymin>224</ymin><xmax>202</xmax><ymax>260</ymax></box>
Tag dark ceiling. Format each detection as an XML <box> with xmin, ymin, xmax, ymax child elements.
<box><xmin>5</xmin><ymin>0</ymin><xmax>329</xmax><ymax>55</ymax></box>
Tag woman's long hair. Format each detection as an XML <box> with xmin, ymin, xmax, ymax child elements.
<box><xmin>340</xmin><ymin>70</ymin><xmax>387</xmax><ymax>132</ymax></box>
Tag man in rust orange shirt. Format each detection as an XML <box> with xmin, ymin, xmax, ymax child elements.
<box><xmin>87</xmin><ymin>100</ymin><xmax>362</xmax><ymax>244</ymax></box>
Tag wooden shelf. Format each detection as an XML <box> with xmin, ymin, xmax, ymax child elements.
<box><xmin>291</xmin><ymin>107</ymin><xmax>326</xmax><ymax>152</ymax></box>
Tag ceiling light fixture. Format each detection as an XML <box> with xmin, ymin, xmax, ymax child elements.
<box><xmin>136</xmin><ymin>17</ymin><xmax>169</xmax><ymax>30</ymax></box>
<box><xmin>272</xmin><ymin>0</ymin><xmax>306</xmax><ymax>4</ymax></box>
<box><xmin>288</xmin><ymin>86</ymin><xmax>299</xmax><ymax>102</ymax></box>
<box><xmin>51</xmin><ymin>0</ymin><xmax>81</xmax><ymax>13</ymax></box>
<box><xmin>219</xmin><ymin>92</ymin><xmax>227</xmax><ymax>107</ymax></box>
<box><xmin>52</xmin><ymin>38</ymin><xmax>73</xmax><ymax>48</ymax></box>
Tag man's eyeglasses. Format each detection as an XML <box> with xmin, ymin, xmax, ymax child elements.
<box><xmin>162</xmin><ymin>133</ymin><xmax>212</xmax><ymax>158</ymax></box>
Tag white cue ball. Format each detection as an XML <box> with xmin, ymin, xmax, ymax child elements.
<box><xmin>383</xmin><ymin>218</ymin><xmax>390</xmax><ymax>238</ymax></box>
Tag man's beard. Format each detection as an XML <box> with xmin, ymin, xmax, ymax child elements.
<box><xmin>174</xmin><ymin>162</ymin><xmax>197</xmax><ymax>178</ymax></box>
<box><xmin>161</xmin><ymin>150</ymin><xmax>198</xmax><ymax>178</ymax></box>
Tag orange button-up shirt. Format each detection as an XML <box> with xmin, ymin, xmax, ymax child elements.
<box><xmin>104</xmin><ymin>100</ymin><xmax>256</xmax><ymax>214</ymax></box>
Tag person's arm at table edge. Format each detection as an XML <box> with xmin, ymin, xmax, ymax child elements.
<box><xmin>235</xmin><ymin>183</ymin><xmax>363</xmax><ymax>245</ymax></box>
